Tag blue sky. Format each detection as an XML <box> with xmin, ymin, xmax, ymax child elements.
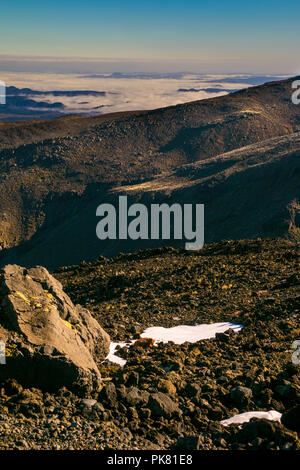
<box><xmin>1</xmin><ymin>1</ymin><xmax>300</xmax><ymax>73</ymax></box>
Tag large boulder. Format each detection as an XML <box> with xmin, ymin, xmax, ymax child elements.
<box><xmin>0</xmin><ymin>264</ymin><xmax>110</xmax><ymax>393</ymax></box>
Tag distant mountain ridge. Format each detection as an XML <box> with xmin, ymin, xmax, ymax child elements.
<box><xmin>0</xmin><ymin>86</ymin><xmax>108</xmax><ymax>120</ymax></box>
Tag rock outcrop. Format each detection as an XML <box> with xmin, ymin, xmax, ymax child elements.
<box><xmin>0</xmin><ymin>264</ymin><xmax>110</xmax><ymax>393</ymax></box>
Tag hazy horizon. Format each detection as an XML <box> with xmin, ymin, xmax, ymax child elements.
<box><xmin>1</xmin><ymin>1</ymin><xmax>300</xmax><ymax>75</ymax></box>
<box><xmin>0</xmin><ymin>1</ymin><xmax>299</xmax><ymax>119</ymax></box>
<box><xmin>0</xmin><ymin>55</ymin><xmax>299</xmax><ymax>76</ymax></box>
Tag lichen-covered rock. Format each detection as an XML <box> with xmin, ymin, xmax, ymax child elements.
<box><xmin>0</xmin><ymin>264</ymin><xmax>110</xmax><ymax>393</ymax></box>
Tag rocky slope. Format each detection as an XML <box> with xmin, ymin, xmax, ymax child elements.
<box><xmin>0</xmin><ymin>238</ymin><xmax>299</xmax><ymax>450</ymax></box>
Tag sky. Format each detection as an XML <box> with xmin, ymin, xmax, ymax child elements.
<box><xmin>1</xmin><ymin>0</ymin><xmax>300</xmax><ymax>74</ymax></box>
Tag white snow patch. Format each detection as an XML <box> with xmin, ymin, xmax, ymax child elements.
<box><xmin>105</xmin><ymin>342</ymin><xmax>129</xmax><ymax>367</ymax></box>
<box><xmin>221</xmin><ymin>410</ymin><xmax>282</xmax><ymax>427</ymax></box>
<box><xmin>105</xmin><ymin>322</ymin><xmax>243</xmax><ymax>366</ymax></box>
<box><xmin>140</xmin><ymin>322</ymin><xmax>243</xmax><ymax>345</ymax></box>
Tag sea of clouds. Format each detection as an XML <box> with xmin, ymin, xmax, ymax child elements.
<box><xmin>0</xmin><ymin>71</ymin><xmax>290</xmax><ymax>117</ymax></box>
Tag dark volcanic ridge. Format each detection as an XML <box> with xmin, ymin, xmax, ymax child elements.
<box><xmin>0</xmin><ymin>76</ymin><xmax>299</xmax><ymax>269</ymax></box>
<box><xmin>0</xmin><ymin>130</ymin><xmax>299</xmax><ymax>269</ymax></box>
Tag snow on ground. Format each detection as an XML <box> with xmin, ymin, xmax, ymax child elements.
<box><xmin>105</xmin><ymin>322</ymin><xmax>243</xmax><ymax>365</ymax></box>
<box><xmin>140</xmin><ymin>322</ymin><xmax>243</xmax><ymax>345</ymax></box>
<box><xmin>221</xmin><ymin>410</ymin><xmax>282</xmax><ymax>427</ymax></box>
<box><xmin>105</xmin><ymin>341</ymin><xmax>132</xmax><ymax>366</ymax></box>
<box><xmin>105</xmin><ymin>326</ymin><xmax>282</xmax><ymax>429</ymax></box>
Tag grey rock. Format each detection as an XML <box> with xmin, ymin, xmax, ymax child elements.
<box><xmin>230</xmin><ymin>386</ymin><xmax>253</xmax><ymax>405</ymax></box>
<box><xmin>123</xmin><ymin>386</ymin><xmax>150</xmax><ymax>407</ymax></box>
<box><xmin>237</xmin><ymin>419</ymin><xmax>277</xmax><ymax>442</ymax></box>
<box><xmin>148</xmin><ymin>392</ymin><xmax>181</xmax><ymax>418</ymax></box>
<box><xmin>184</xmin><ymin>382</ymin><xmax>201</xmax><ymax>398</ymax></box>
<box><xmin>281</xmin><ymin>405</ymin><xmax>300</xmax><ymax>432</ymax></box>
<box><xmin>275</xmin><ymin>384</ymin><xmax>300</xmax><ymax>400</ymax></box>
<box><xmin>99</xmin><ymin>382</ymin><xmax>117</xmax><ymax>406</ymax></box>
<box><xmin>173</xmin><ymin>435</ymin><xmax>203</xmax><ymax>450</ymax></box>
<box><xmin>80</xmin><ymin>399</ymin><xmax>97</xmax><ymax>408</ymax></box>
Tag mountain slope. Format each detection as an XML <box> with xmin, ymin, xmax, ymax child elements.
<box><xmin>0</xmin><ymin>76</ymin><xmax>299</xmax><ymax>267</ymax></box>
<box><xmin>1</xmin><ymin>131</ymin><xmax>299</xmax><ymax>269</ymax></box>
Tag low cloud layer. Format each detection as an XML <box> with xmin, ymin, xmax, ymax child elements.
<box><xmin>0</xmin><ymin>72</ymin><xmax>289</xmax><ymax>120</ymax></box>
